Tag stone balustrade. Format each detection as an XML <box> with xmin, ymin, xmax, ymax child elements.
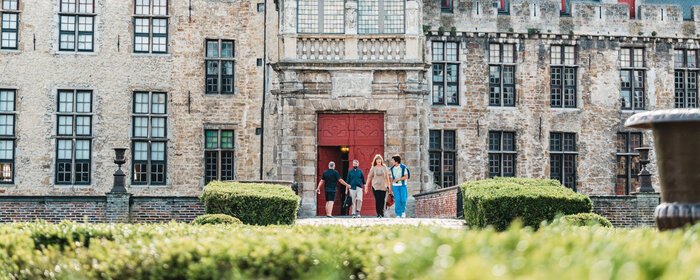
<box><xmin>296</xmin><ymin>37</ymin><xmax>345</xmax><ymax>60</ymax></box>
<box><xmin>358</xmin><ymin>37</ymin><xmax>406</xmax><ymax>61</ymax></box>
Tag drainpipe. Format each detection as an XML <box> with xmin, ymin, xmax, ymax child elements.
<box><xmin>259</xmin><ymin>0</ymin><xmax>268</xmax><ymax>180</ymax></box>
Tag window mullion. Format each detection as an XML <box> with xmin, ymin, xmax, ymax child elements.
<box><xmin>318</xmin><ymin>0</ymin><xmax>324</xmax><ymax>34</ymax></box>
<box><xmin>149</xmin><ymin>18</ymin><xmax>153</xmax><ymax>53</ymax></box>
<box><xmin>217</xmin><ymin>129</ymin><xmax>222</xmax><ymax>180</ymax></box>
<box><xmin>378</xmin><ymin>0</ymin><xmax>384</xmax><ymax>34</ymax></box>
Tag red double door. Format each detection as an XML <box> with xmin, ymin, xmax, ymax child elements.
<box><xmin>316</xmin><ymin>113</ymin><xmax>384</xmax><ymax>216</ymax></box>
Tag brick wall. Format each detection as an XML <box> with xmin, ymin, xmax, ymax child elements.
<box><xmin>0</xmin><ymin>196</ymin><xmax>107</xmax><ymax>223</ymax></box>
<box><xmin>591</xmin><ymin>193</ymin><xmax>660</xmax><ymax>227</ymax></box>
<box><xmin>413</xmin><ymin>186</ymin><xmax>461</xmax><ymax>218</ymax></box>
<box><xmin>413</xmin><ymin>187</ymin><xmax>660</xmax><ymax>228</ymax></box>
<box><xmin>0</xmin><ymin>196</ymin><xmax>205</xmax><ymax>223</ymax></box>
<box><xmin>130</xmin><ymin>197</ymin><xmax>205</xmax><ymax>223</ymax></box>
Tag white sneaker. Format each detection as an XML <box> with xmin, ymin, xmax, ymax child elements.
<box><xmin>357</xmin><ymin>214</ymin><xmax>361</xmax><ymax>218</ymax></box>
<box><xmin>401</xmin><ymin>213</ymin><xmax>406</xmax><ymax>218</ymax></box>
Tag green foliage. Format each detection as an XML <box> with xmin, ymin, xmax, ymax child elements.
<box><xmin>1</xmin><ymin>222</ymin><xmax>700</xmax><ymax>279</ymax></box>
<box><xmin>555</xmin><ymin>213</ymin><xmax>613</xmax><ymax>228</ymax></box>
<box><xmin>200</xmin><ymin>181</ymin><xmax>300</xmax><ymax>225</ymax></box>
<box><xmin>438</xmin><ymin>26</ymin><xmax>446</xmax><ymax>34</ymax></box>
<box><xmin>651</xmin><ymin>31</ymin><xmax>658</xmax><ymax>37</ymax></box>
<box><xmin>527</xmin><ymin>28</ymin><xmax>539</xmax><ymax>35</ymax></box>
<box><xmin>461</xmin><ymin>177</ymin><xmax>593</xmax><ymax>231</ymax></box>
<box><xmin>423</xmin><ymin>25</ymin><xmax>431</xmax><ymax>33</ymax></box>
<box><xmin>450</xmin><ymin>27</ymin><xmax>457</xmax><ymax>37</ymax></box>
<box><xmin>192</xmin><ymin>214</ymin><xmax>242</xmax><ymax>225</ymax></box>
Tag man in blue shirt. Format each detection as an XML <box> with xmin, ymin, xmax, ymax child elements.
<box><xmin>346</xmin><ymin>159</ymin><xmax>366</xmax><ymax>218</ymax></box>
<box><xmin>316</xmin><ymin>161</ymin><xmax>351</xmax><ymax>217</ymax></box>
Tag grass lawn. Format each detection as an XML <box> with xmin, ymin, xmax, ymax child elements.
<box><xmin>1</xmin><ymin>221</ymin><xmax>699</xmax><ymax>279</ymax></box>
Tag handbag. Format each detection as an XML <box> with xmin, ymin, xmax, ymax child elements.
<box><xmin>343</xmin><ymin>194</ymin><xmax>352</xmax><ymax>209</ymax></box>
<box><xmin>385</xmin><ymin>192</ymin><xmax>395</xmax><ymax>208</ymax></box>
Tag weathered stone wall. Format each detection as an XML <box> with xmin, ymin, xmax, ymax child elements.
<box><xmin>0</xmin><ymin>0</ymin><xmax>273</xmax><ymax>196</ymax></box>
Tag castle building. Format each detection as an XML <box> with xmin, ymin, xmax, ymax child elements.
<box><xmin>0</xmin><ymin>0</ymin><xmax>698</xmax><ymax>217</ymax></box>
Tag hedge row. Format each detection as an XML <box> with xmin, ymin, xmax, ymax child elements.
<box><xmin>200</xmin><ymin>181</ymin><xmax>300</xmax><ymax>225</ymax></box>
<box><xmin>1</xmin><ymin>221</ymin><xmax>700</xmax><ymax>279</ymax></box>
<box><xmin>462</xmin><ymin>177</ymin><xmax>593</xmax><ymax>230</ymax></box>
<box><xmin>192</xmin><ymin>214</ymin><xmax>242</xmax><ymax>225</ymax></box>
<box><xmin>557</xmin><ymin>213</ymin><xmax>613</xmax><ymax>228</ymax></box>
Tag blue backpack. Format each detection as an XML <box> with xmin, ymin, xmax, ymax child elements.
<box><xmin>391</xmin><ymin>164</ymin><xmax>410</xmax><ymax>181</ymax></box>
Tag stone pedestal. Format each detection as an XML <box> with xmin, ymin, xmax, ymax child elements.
<box><xmin>106</xmin><ymin>192</ymin><xmax>132</xmax><ymax>223</ymax></box>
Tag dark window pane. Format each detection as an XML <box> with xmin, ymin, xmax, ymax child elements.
<box><xmin>502</xmin><ymin>154</ymin><xmax>514</xmax><ymax>177</ymax></box>
<box><xmin>550</xmin><ymin>133</ymin><xmax>562</xmax><ymax>151</ymax></box>
<box><xmin>205</xmin><ymin>151</ymin><xmax>218</xmax><ymax>184</ymax></box>
<box><xmin>221</xmin><ymin>151</ymin><xmax>234</xmax><ymax>181</ymax></box>
<box><xmin>503</xmin><ymin>132</ymin><xmax>515</xmax><ymax>151</ymax></box>
<box><xmin>616</xmin><ymin>133</ymin><xmax>627</xmax><ymax>153</ymax></box>
<box><xmin>563</xmin><ymin>133</ymin><xmax>576</xmax><ymax>151</ymax></box>
<box><xmin>205</xmin><ymin>130</ymin><xmax>218</xmax><ymax>149</ymax></box>
<box><xmin>488</xmin><ymin>132</ymin><xmax>500</xmax><ymax>151</ymax></box>
<box><xmin>429</xmin><ymin>151</ymin><xmax>441</xmax><ymax>186</ymax></box>
<box><xmin>443</xmin><ymin>130</ymin><xmax>455</xmax><ymax>150</ymax></box>
<box><xmin>429</xmin><ymin>130</ymin><xmax>441</xmax><ymax>150</ymax></box>
<box><xmin>133</xmin><ymin>163</ymin><xmax>147</xmax><ymax>183</ymax></box>
<box><xmin>488</xmin><ymin>153</ymin><xmax>500</xmax><ymax>178</ymax></box>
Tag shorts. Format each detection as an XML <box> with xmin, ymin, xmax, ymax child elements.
<box><xmin>324</xmin><ymin>191</ymin><xmax>337</xmax><ymax>202</ymax></box>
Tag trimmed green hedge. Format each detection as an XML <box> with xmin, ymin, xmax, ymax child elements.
<box><xmin>2</xmin><ymin>222</ymin><xmax>700</xmax><ymax>279</ymax></box>
<box><xmin>200</xmin><ymin>181</ymin><xmax>300</xmax><ymax>225</ymax></box>
<box><xmin>461</xmin><ymin>177</ymin><xmax>593</xmax><ymax>230</ymax></box>
<box><xmin>192</xmin><ymin>214</ymin><xmax>242</xmax><ymax>225</ymax></box>
<box><xmin>556</xmin><ymin>213</ymin><xmax>613</xmax><ymax>228</ymax></box>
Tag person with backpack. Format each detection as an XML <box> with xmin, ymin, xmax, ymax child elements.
<box><xmin>389</xmin><ymin>154</ymin><xmax>409</xmax><ymax>218</ymax></box>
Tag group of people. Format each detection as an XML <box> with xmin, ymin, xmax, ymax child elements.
<box><xmin>315</xmin><ymin>154</ymin><xmax>409</xmax><ymax>218</ymax></box>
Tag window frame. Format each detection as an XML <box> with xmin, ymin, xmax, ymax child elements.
<box><xmin>674</xmin><ymin>49</ymin><xmax>699</xmax><ymax>109</ymax></box>
<box><xmin>357</xmin><ymin>0</ymin><xmax>405</xmax><ymax>34</ymax></box>
<box><xmin>549</xmin><ymin>132</ymin><xmax>578</xmax><ymax>191</ymax></box>
<box><xmin>58</xmin><ymin>0</ymin><xmax>95</xmax><ymax>52</ymax></box>
<box><xmin>620</xmin><ymin>47</ymin><xmax>646</xmax><ymax>110</ymax></box>
<box><xmin>487</xmin><ymin>131</ymin><xmax>517</xmax><ymax>178</ymax></box>
<box><xmin>133</xmin><ymin>0</ymin><xmax>169</xmax><ymax>54</ymax></box>
<box><xmin>429</xmin><ymin>129</ymin><xmax>456</xmax><ymax>188</ymax></box>
<box><xmin>615</xmin><ymin>132</ymin><xmax>643</xmax><ymax>195</ymax></box>
<box><xmin>204</xmin><ymin>129</ymin><xmax>236</xmax><ymax>184</ymax></box>
<box><xmin>131</xmin><ymin>91</ymin><xmax>168</xmax><ymax>186</ymax></box>
<box><xmin>440</xmin><ymin>0</ymin><xmax>452</xmax><ymax>13</ymax></box>
<box><xmin>205</xmin><ymin>39</ymin><xmax>236</xmax><ymax>95</ymax></box>
<box><xmin>1</xmin><ymin>0</ymin><xmax>19</xmax><ymax>50</ymax></box>
<box><xmin>0</xmin><ymin>88</ymin><xmax>15</xmax><ymax>184</ymax></box>
<box><xmin>431</xmin><ymin>41</ymin><xmax>459</xmax><ymax>106</ymax></box>
<box><xmin>488</xmin><ymin>43</ymin><xmax>517</xmax><ymax>107</ymax></box>
<box><xmin>550</xmin><ymin>45</ymin><xmax>578</xmax><ymax>108</ymax></box>
<box><xmin>55</xmin><ymin>89</ymin><xmax>93</xmax><ymax>186</ymax></box>
<box><xmin>296</xmin><ymin>0</ymin><xmax>346</xmax><ymax>34</ymax></box>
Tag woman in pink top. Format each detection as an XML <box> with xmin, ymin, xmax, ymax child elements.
<box><xmin>365</xmin><ymin>154</ymin><xmax>392</xmax><ymax>218</ymax></box>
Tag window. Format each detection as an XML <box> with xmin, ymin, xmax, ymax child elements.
<box><xmin>620</xmin><ymin>47</ymin><xmax>645</xmax><ymax>110</ymax></box>
<box><xmin>56</xmin><ymin>90</ymin><xmax>92</xmax><ymax>185</ymax></box>
<box><xmin>432</xmin><ymin>41</ymin><xmax>459</xmax><ymax>105</ymax></box>
<box><xmin>488</xmin><ymin>131</ymin><xmax>516</xmax><ymax>178</ymax></box>
<box><xmin>297</xmin><ymin>0</ymin><xmax>344</xmax><ymax>34</ymax></box>
<box><xmin>441</xmin><ymin>0</ymin><xmax>452</xmax><ymax>12</ymax></box>
<box><xmin>205</xmin><ymin>39</ymin><xmax>235</xmax><ymax>94</ymax></box>
<box><xmin>550</xmin><ymin>45</ymin><xmax>577</xmax><ymax>108</ymax></box>
<box><xmin>616</xmin><ymin>132</ymin><xmax>642</xmax><ymax>195</ymax></box>
<box><xmin>497</xmin><ymin>0</ymin><xmax>509</xmax><ymax>13</ymax></box>
<box><xmin>132</xmin><ymin>91</ymin><xmax>167</xmax><ymax>185</ymax></box>
<box><xmin>58</xmin><ymin>0</ymin><xmax>94</xmax><ymax>52</ymax></box>
<box><xmin>357</xmin><ymin>0</ymin><xmax>404</xmax><ymax>34</ymax></box>
<box><xmin>489</xmin><ymin>43</ymin><xmax>516</xmax><ymax>106</ymax></box>
<box><xmin>1</xmin><ymin>0</ymin><xmax>19</xmax><ymax>50</ymax></box>
<box><xmin>0</xmin><ymin>89</ymin><xmax>14</xmax><ymax>183</ymax></box>
<box><xmin>674</xmin><ymin>49</ymin><xmax>698</xmax><ymax>108</ymax></box>
<box><xmin>550</xmin><ymin>132</ymin><xmax>577</xmax><ymax>190</ymax></box>
<box><xmin>134</xmin><ymin>0</ymin><xmax>168</xmax><ymax>53</ymax></box>
<box><xmin>429</xmin><ymin>130</ymin><xmax>456</xmax><ymax>188</ymax></box>
<box><xmin>204</xmin><ymin>129</ymin><xmax>235</xmax><ymax>184</ymax></box>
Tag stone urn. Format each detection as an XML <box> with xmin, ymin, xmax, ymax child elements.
<box><xmin>625</xmin><ymin>109</ymin><xmax>700</xmax><ymax>230</ymax></box>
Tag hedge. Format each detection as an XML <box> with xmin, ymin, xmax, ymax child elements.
<box><xmin>556</xmin><ymin>213</ymin><xmax>613</xmax><ymax>228</ymax></box>
<box><xmin>200</xmin><ymin>181</ymin><xmax>300</xmax><ymax>225</ymax></box>
<box><xmin>2</xmin><ymin>221</ymin><xmax>700</xmax><ymax>279</ymax></box>
<box><xmin>192</xmin><ymin>214</ymin><xmax>242</xmax><ymax>225</ymax></box>
<box><xmin>461</xmin><ymin>177</ymin><xmax>593</xmax><ymax>230</ymax></box>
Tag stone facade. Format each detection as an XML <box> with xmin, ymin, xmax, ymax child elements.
<box><xmin>1</xmin><ymin>0</ymin><xmax>698</xmax><ymax>218</ymax></box>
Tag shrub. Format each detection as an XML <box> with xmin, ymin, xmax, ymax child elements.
<box><xmin>461</xmin><ymin>177</ymin><xmax>592</xmax><ymax>230</ymax></box>
<box><xmin>192</xmin><ymin>214</ymin><xmax>242</xmax><ymax>225</ymax></box>
<box><xmin>556</xmin><ymin>213</ymin><xmax>612</xmax><ymax>228</ymax></box>
<box><xmin>200</xmin><ymin>181</ymin><xmax>300</xmax><ymax>225</ymax></box>
<box><xmin>2</xmin><ymin>222</ymin><xmax>700</xmax><ymax>279</ymax></box>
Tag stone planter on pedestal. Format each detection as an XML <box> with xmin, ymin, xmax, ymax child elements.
<box><xmin>625</xmin><ymin>109</ymin><xmax>700</xmax><ymax>230</ymax></box>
